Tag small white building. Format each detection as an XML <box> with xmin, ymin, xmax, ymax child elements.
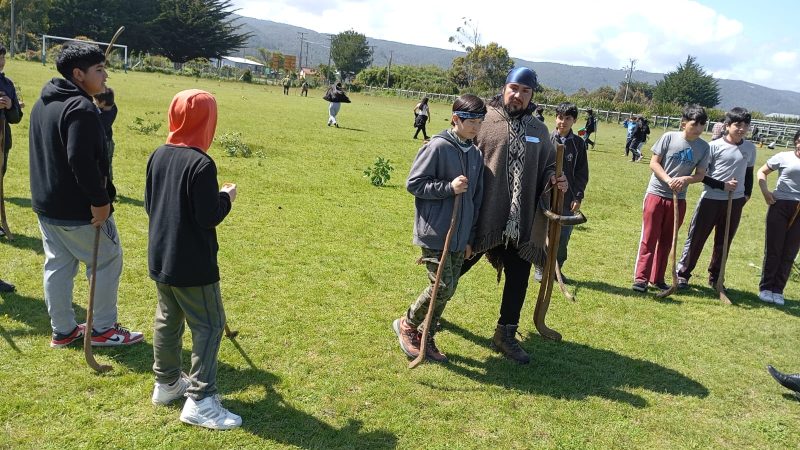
<box><xmin>212</xmin><ymin>56</ymin><xmax>266</xmax><ymax>75</ymax></box>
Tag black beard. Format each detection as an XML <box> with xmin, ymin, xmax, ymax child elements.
<box><xmin>504</xmin><ymin>104</ymin><xmax>527</xmax><ymax>118</ymax></box>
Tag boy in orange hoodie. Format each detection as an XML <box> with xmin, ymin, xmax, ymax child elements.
<box><xmin>144</xmin><ymin>90</ymin><xmax>240</xmax><ymax>430</ymax></box>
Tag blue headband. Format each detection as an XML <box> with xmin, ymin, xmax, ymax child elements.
<box><xmin>453</xmin><ymin>111</ymin><xmax>486</xmax><ymax>119</ymax></box>
<box><xmin>505</xmin><ymin>67</ymin><xmax>537</xmax><ymax>89</ymax></box>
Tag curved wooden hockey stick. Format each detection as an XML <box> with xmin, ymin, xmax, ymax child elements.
<box><xmin>105</xmin><ymin>26</ymin><xmax>125</xmax><ymax>61</ymax></box>
<box><xmin>409</xmin><ymin>193</ymin><xmax>462</xmax><ymax>369</ymax></box>
<box><xmin>84</xmin><ymin>228</ymin><xmax>113</xmax><ymax>373</ymax></box>
<box><xmin>656</xmin><ymin>192</ymin><xmax>680</xmax><ymax>298</ymax></box>
<box><xmin>0</xmin><ymin>112</ymin><xmax>11</xmax><ymax>240</ymax></box>
<box><xmin>717</xmin><ymin>191</ymin><xmax>733</xmax><ymax>305</ymax></box>
<box><xmin>533</xmin><ymin>144</ymin><xmax>565</xmax><ymax>341</ymax></box>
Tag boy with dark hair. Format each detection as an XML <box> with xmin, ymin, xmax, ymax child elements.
<box><xmin>677</xmin><ymin>107</ymin><xmax>756</xmax><ymax>290</ymax></box>
<box><xmin>94</xmin><ymin>87</ymin><xmax>117</xmax><ymax>181</ymax></box>
<box><xmin>145</xmin><ymin>89</ymin><xmax>240</xmax><ymax>429</ymax></box>
<box><xmin>630</xmin><ymin>117</ymin><xmax>651</xmax><ymax>162</ymax></box>
<box><xmin>534</xmin><ymin>105</ymin><xmax>545</xmax><ymax>122</ymax></box>
<box><xmin>632</xmin><ymin>104</ymin><xmax>710</xmax><ymax>292</ymax></box>
<box><xmin>0</xmin><ymin>43</ymin><xmax>24</xmax><ymax>237</ymax></box>
<box><xmin>583</xmin><ymin>108</ymin><xmax>596</xmax><ymax>149</ymax></box>
<box><xmin>29</xmin><ymin>41</ymin><xmax>143</xmax><ymax>348</ymax></box>
<box><xmin>393</xmin><ymin>94</ymin><xmax>487</xmax><ymax>363</ymax></box>
<box><xmin>544</xmin><ymin>102</ymin><xmax>588</xmax><ymax>281</ymax></box>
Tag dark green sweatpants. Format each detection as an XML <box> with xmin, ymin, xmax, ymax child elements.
<box><xmin>153</xmin><ymin>282</ymin><xmax>226</xmax><ymax>401</ymax></box>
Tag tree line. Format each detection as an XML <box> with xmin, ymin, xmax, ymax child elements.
<box><xmin>0</xmin><ymin>0</ymin><xmax>249</xmax><ymax>63</ymax></box>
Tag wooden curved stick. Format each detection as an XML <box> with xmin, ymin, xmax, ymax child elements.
<box><xmin>105</xmin><ymin>26</ymin><xmax>125</xmax><ymax>60</ymax></box>
<box><xmin>84</xmin><ymin>228</ymin><xmax>113</xmax><ymax>373</ymax></box>
<box><xmin>554</xmin><ymin>263</ymin><xmax>575</xmax><ymax>302</ymax></box>
<box><xmin>656</xmin><ymin>192</ymin><xmax>680</xmax><ymax>298</ymax></box>
<box><xmin>409</xmin><ymin>194</ymin><xmax>462</xmax><ymax>369</ymax></box>
<box><xmin>717</xmin><ymin>191</ymin><xmax>733</xmax><ymax>305</ymax></box>
<box><xmin>0</xmin><ymin>112</ymin><xmax>11</xmax><ymax>240</ymax></box>
<box><xmin>533</xmin><ymin>143</ymin><xmax>564</xmax><ymax>341</ymax></box>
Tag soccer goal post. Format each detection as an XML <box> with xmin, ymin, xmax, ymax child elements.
<box><xmin>42</xmin><ymin>34</ymin><xmax>128</xmax><ymax>69</ymax></box>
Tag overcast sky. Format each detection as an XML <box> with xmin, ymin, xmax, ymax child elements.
<box><xmin>231</xmin><ymin>0</ymin><xmax>800</xmax><ymax>93</ymax></box>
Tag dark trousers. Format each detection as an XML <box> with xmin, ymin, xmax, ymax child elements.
<box><xmin>761</xmin><ymin>200</ymin><xmax>800</xmax><ymax>293</ymax></box>
<box><xmin>414</xmin><ymin>124</ymin><xmax>428</xmax><ymax>139</ymax></box>
<box><xmin>677</xmin><ymin>196</ymin><xmax>746</xmax><ymax>283</ymax></box>
<box><xmin>461</xmin><ymin>245</ymin><xmax>532</xmax><ymax>325</ymax></box>
<box><xmin>583</xmin><ymin>131</ymin><xmax>594</xmax><ymax>148</ymax></box>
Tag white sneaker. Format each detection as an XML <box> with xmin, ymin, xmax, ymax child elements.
<box><xmin>758</xmin><ymin>290</ymin><xmax>774</xmax><ymax>303</ymax></box>
<box><xmin>152</xmin><ymin>372</ymin><xmax>191</xmax><ymax>405</ymax></box>
<box><xmin>773</xmin><ymin>293</ymin><xmax>785</xmax><ymax>306</ymax></box>
<box><xmin>534</xmin><ymin>266</ymin><xmax>543</xmax><ymax>282</ymax></box>
<box><xmin>180</xmin><ymin>394</ymin><xmax>242</xmax><ymax>430</ymax></box>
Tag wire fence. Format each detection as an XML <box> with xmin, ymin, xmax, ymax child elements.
<box><xmin>362</xmin><ymin>85</ymin><xmax>799</xmax><ymax>148</ymax></box>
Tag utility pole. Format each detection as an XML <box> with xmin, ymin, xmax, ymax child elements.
<box><xmin>327</xmin><ymin>34</ymin><xmax>333</xmax><ymax>83</ymax></box>
<box><xmin>305</xmin><ymin>41</ymin><xmax>309</xmax><ymax>68</ymax></box>
<box><xmin>385</xmin><ymin>51</ymin><xmax>393</xmax><ymax>87</ymax></box>
<box><xmin>297</xmin><ymin>32</ymin><xmax>306</xmax><ymax>73</ymax></box>
<box><xmin>622</xmin><ymin>58</ymin><xmax>637</xmax><ymax>103</ymax></box>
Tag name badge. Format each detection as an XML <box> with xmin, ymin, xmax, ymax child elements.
<box><xmin>525</xmin><ymin>136</ymin><xmax>540</xmax><ymax>143</ymax></box>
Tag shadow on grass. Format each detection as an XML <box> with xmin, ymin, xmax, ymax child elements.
<box><xmin>116</xmin><ymin>194</ymin><xmax>145</xmax><ymax>208</ymax></box>
<box><xmin>333</xmin><ymin>126</ymin><xmax>366</xmax><ymax>132</ymax></box>
<box><xmin>437</xmin><ymin>319</ymin><xmax>708</xmax><ymax>409</ymax></box>
<box><xmin>0</xmin><ymin>232</ymin><xmax>44</xmax><ymax>255</ymax></box>
<box><xmin>0</xmin><ymin>292</ymin><xmax>61</xmax><ymax>346</ymax></box>
<box><xmin>106</xmin><ymin>336</ymin><xmax>397</xmax><ymax>449</ymax></box>
<box><xmin>5</xmin><ymin>196</ymin><xmax>31</xmax><ymax>208</ymax></box>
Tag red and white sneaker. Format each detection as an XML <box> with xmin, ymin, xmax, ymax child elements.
<box><xmin>50</xmin><ymin>324</ymin><xmax>85</xmax><ymax>348</ymax></box>
<box><xmin>91</xmin><ymin>323</ymin><xmax>144</xmax><ymax>346</ymax></box>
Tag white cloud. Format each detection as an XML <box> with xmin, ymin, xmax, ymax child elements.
<box><xmin>231</xmin><ymin>0</ymin><xmax>800</xmax><ymax>92</ymax></box>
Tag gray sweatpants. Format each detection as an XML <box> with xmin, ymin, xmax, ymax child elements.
<box><xmin>152</xmin><ymin>282</ymin><xmax>226</xmax><ymax>401</ymax></box>
<box><xmin>38</xmin><ymin>217</ymin><xmax>122</xmax><ymax>335</ymax></box>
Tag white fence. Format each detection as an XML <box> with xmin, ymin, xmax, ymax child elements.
<box><xmin>362</xmin><ymin>85</ymin><xmax>798</xmax><ymax>148</ymax></box>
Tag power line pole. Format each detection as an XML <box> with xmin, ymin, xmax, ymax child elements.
<box><xmin>327</xmin><ymin>34</ymin><xmax>333</xmax><ymax>83</ymax></box>
<box><xmin>385</xmin><ymin>51</ymin><xmax>393</xmax><ymax>87</ymax></box>
<box><xmin>622</xmin><ymin>58</ymin><xmax>637</xmax><ymax>103</ymax></box>
<box><xmin>297</xmin><ymin>32</ymin><xmax>305</xmax><ymax>73</ymax></box>
<box><xmin>305</xmin><ymin>41</ymin><xmax>309</xmax><ymax>68</ymax></box>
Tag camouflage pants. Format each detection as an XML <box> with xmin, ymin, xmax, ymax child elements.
<box><xmin>407</xmin><ymin>247</ymin><xmax>465</xmax><ymax>335</ymax></box>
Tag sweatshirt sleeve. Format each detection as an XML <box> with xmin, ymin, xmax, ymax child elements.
<box><xmin>191</xmin><ymin>161</ymin><xmax>232</xmax><ymax>228</ymax></box>
<box><xmin>572</xmin><ymin>139</ymin><xmax>589</xmax><ymax>201</ymax></box>
<box><xmin>406</xmin><ymin>144</ymin><xmax>454</xmax><ymax>199</ymax></box>
<box><xmin>65</xmin><ymin>110</ymin><xmax>110</xmax><ymax>207</ymax></box>
<box><xmin>3</xmin><ymin>80</ymin><xmax>22</xmax><ymax>124</ymax></box>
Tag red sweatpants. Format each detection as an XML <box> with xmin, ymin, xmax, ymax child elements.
<box><xmin>634</xmin><ymin>193</ymin><xmax>687</xmax><ymax>284</ymax></box>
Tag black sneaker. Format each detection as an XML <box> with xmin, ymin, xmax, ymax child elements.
<box><xmin>677</xmin><ymin>278</ymin><xmax>689</xmax><ymax>290</ymax></box>
<box><xmin>650</xmin><ymin>281</ymin><xmax>670</xmax><ymax>291</ymax></box>
<box><xmin>0</xmin><ymin>279</ymin><xmax>14</xmax><ymax>293</ymax></box>
<box><xmin>632</xmin><ymin>282</ymin><xmax>648</xmax><ymax>292</ymax></box>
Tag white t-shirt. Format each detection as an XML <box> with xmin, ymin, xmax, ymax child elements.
<box><xmin>701</xmin><ymin>137</ymin><xmax>757</xmax><ymax>200</ymax></box>
<box><xmin>417</xmin><ymin>103</ymin><xmax>429</xmax><ymax>117</ymax></box>
<box><xmin>767</xmin><ymin>151</ymin><xmax>800</xmax><ymax>202</ymax></box>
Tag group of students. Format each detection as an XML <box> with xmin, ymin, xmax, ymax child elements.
<box><xmin>2</xmin><ymin>42</ymin><xmax>242</xmax><ymax>430</ymax></box>
<box><xmin>633</xmin><ymin>104</ymin><xmax>798</xmax><ymax>306</ymax></box>
<box><xmin>623</xmin><ymin>115</ymin><xmax>651</xmax><ymax>162</ymax></box>
<box><xmin>2</xmin><ymin>41</ymin><xmax>800</xmax><ymax>430</ymax></box>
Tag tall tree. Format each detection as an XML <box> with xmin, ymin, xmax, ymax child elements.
<box><xmin>450</xmin><ymin>42</ymin><xmax>513</xmax><ymax>93</ymax></box>
<box><xmin>330</xmin><ymin>29</ymin><xmax>372</xmax><ymax>77</ymax></box>
<box><xmin>0</xmin><ymin>0</ymin><xmax>52</xmax><ymax>51</ymax></box>
<box><xmin>653</xmin><ymin>55</ymin><xmax>720</xmax><ymax>107</ymax></box>
<box><xmin>149</xmin><ymin>0</ymin><xmax>251</xmax><ymax>63</ymax></box>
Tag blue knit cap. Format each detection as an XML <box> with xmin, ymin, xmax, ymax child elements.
<box><xmin>505</xmin><ymin>67</ymin><xmax>537</xmax><ymax>89</ymax></box>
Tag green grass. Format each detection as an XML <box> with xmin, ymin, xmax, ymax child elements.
<box><xmin>1</xmin><ymin>59</ymin><xmax>799</xmax><ymax>449</ymax></box>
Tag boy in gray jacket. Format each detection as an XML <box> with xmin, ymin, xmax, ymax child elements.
<box><xmin>393</xmin><ymin>94</ymin><xmax>486</xmax><ymax>363</ymax></box>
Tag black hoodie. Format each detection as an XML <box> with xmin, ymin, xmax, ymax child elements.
<box><xmin>29</xmin><ymin>78</ymin><xmax>114</xmax><ymax>222</ymax></box>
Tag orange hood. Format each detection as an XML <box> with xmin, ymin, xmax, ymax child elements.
<box><xmin>166</xmin><ymin>89</ymin><xmax>217</xmax><ymax>152</ymax></box>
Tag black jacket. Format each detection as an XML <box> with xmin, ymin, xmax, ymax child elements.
<box><xmin>550</xmin><ymin>130</ymin><xmax>589</xmax><ymax>207</ymax></box>
<box><xmin>0</xmin><ymin>72</ymin><xmax>23</xmax><ymax>152</ymax></box>
<box><xmin>29</xmin><ymin>78</ymin><xmax>113</xmax><ymax>222</ymax></box>
<box><xmin>145</xmin><ymin>145</ymin><xmax>232</xmax><ymax>287</ymax></box>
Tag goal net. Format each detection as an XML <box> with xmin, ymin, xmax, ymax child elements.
<box><xmin>41</xmin><ymin>34</ymin><xmax>128</xmax><ymax>69</ymax></box>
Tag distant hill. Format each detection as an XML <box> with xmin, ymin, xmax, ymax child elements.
<box><xmin>233</xmin><ymin>15</ymin><xmax>800</xmax><ymax>115</ymax></box>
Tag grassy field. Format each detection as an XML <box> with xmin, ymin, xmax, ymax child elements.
<box><xmin>1</xmin><ymin>59</ymin><xmax>799</xmax><ymax>449</ymax></box>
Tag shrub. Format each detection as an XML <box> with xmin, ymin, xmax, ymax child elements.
<box><xmin>127</xmin><ymin>112</ymin><xmax>162</xmax><ymax>135</ymax></box>
<box><xmin>363</xmin><ymin>157</ymin><xmax>394</xmax><ymax>187</ymax></box>
<box><xmin>217</xmin><ymin>132</ymin><xmax>252</xmax><ymax>157</ymax></box>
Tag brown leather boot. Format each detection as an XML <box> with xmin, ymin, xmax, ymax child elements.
<box><xmin>425</xmin><ymin>334</ymin><xmax>448</xmax><ymax>363</ymax></box>
<box><xmin>492</xmin><ymin>324</ymin><xmax>530</xmax><ymax>364</ymax></box>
